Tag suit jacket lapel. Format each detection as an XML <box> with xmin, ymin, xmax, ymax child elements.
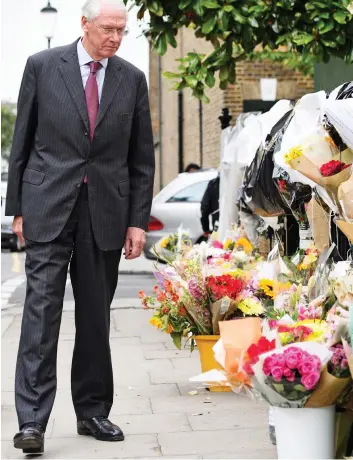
<box><xmin>95</xmin><ymin>57</ymin><xmax>122</xmax><ymax>129</ymax></box>
<box><xmin>59</xmin><ymin>40</ymin><xmax>89</xmax><ymax>132</ymax></box>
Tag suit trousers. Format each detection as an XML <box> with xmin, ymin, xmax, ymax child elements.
<box><xmin>15</xmin><ymin>184</ymin><xmax>122</xmax><ymax>429</ymax></box>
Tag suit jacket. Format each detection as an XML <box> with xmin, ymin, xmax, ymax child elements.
<box><xmin>6</xmin><ymin>39</ymin><xmax>155</xmax><ymax>251</ymax></box>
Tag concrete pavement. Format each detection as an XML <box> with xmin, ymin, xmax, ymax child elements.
<box><xmin>1</xmin><ymin>304</ymin><xmax>276</xmax><ymax>459</ymax></box>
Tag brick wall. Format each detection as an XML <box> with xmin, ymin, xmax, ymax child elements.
<box><xmin>149</xmin><ymin>30</ymin><xmax>314</xmax><ymax>191</ymax></box>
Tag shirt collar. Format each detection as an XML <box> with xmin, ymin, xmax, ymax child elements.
<box><xmin>77</xmin><ymin>38</ymin><xmax>108</xmax><ymax>70</ymax></box>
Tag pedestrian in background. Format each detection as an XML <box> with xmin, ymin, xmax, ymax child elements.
<box><xmin>184</xmin><ymin>163</ymin><xmax>201</xmax><ymax>173</ymax></box>
<box><xmin>200</xmin><ymin>174</ymin><xmax>220</xmax><ymax>238</ymax></box>
<box><xmin>6</xmin><ymin>0</ymin><xmax>154</xmax><ymax>454</ymax></box>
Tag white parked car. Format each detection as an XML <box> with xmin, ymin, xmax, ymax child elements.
<box><xmin>144</xmin><ymin>169</ymin><xmax>218</xmax><ymax>259</ymax></box>
<box><xmin>1</xmin><ymin>173</ymin><xmax>25</xmax><ymax>252</ymax></box>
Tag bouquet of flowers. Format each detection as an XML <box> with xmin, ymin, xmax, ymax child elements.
<box><xmin>249</xmin><ymin>342</ymin><xmax>332</xmax><ymax>408</ymax></box>
<box><xmin>151</xmin><ymin>227</ymin><xmax>192</xmax><ymax>261</ymax></box>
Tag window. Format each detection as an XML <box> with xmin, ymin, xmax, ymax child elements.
<box><xmin>168</xmin><ymin>181</ymin><xmax>209</xmax><ymax>203</ymax></box>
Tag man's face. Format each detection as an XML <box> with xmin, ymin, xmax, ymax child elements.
<box><xmin>82</xmin><ymin>6</ymin><xmax>127</xmax><ymax>59</ymax></box>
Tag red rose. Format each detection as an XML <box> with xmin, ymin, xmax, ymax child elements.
<box><xmin>320</xmin><ymin>160</ymin><xmax>351</xmax><ymax>177</ymax></box>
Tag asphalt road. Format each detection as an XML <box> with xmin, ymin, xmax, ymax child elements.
<box><xmin>1</xmin><ymin>250</ymin><xmax>156</xmax><ymax>308</ymax></box>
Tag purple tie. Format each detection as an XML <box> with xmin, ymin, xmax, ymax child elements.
<box><xmin>85</xmin><ymin>61</ymin><xmax>102</xmax><ymax>142</ymax></box>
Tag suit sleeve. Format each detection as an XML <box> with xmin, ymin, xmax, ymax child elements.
<box><xmin>5</xmin><ymin>57</ymin><xmax>37</xmax><ymax>216</ymax></box>
<box><xmin>127</xmin><ymin>72</ymin><xmax>155</xmax><ymax>230</ymax></box>
<box><xmin>200</xmin><ymin>183</ymin><xmax>211</xmax><ymax>233</ymax></box>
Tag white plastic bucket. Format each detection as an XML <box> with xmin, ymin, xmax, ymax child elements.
<box><xmin>273</xmin><ymin>406</ymin><xmax>336</xmax><ymax>459</ymax></box>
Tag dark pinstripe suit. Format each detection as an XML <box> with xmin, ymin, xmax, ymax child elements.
<box><xmin>5</xmin><ymin>39</ymin><xmax>155</xmax><ymax>429</ymax></box>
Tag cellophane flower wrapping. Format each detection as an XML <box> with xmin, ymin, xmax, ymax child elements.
<box><xmin>250</xmin><ymin>342</ymin><xmax>332</xmax><ymax>408</ymax></box>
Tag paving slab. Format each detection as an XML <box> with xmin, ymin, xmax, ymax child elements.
<box><xmin>1</xmin><ymin>308</ymin><xmax>276</xmax><ymax>459</ymax></box>
<box><xmin>158</xmin><ymin>429</ymin><xmax>275</xmax><ymax>457</ymax></box>
<box><xmin>2</xmin><ymin>434</ymin><xmax>161</xmax><ymax>459</ymax></box>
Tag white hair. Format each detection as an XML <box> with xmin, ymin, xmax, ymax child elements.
<box><xmin>82</xmin><ymin>0</ymin><xmax>126</xmax><ymax>21</ymax></box>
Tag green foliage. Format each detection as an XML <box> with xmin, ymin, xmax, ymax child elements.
<box><xmin>129</xmin><ymin>0</ymin><xmax>353</xmax><ymax>100</ymax></box>
<box><xmin>1</xmin><ymin>104</ymin><xmax>16</xmax><ymax>161</ymax></box>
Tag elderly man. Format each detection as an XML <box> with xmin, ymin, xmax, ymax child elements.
<box><xmin>6</xmin><ymin>0</ymin><xmax>155</xmax><ymax>454</ymax></box>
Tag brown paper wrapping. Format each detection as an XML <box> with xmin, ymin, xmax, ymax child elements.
<box><xmin>290</xmin><ymin>156</ymin><xmax>323</xmax><ymax>183</ymax></box>
<box><xmin>338</xmin><ymin>172</ymin><xmax>353</xmax><ymax>220</ymax></box>
<box><xmin>305</xmin><ymin>365</ymin><xmax>351</xmax><ymax>408</ymax></box>
<box><xmin>306</xmin><ymin>198</ymin><xmax>330</xmax><ymax>252</ymax></box>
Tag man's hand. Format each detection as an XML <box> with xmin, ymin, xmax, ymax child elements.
<box><xmin>124</xmin><ymin>227</ymin><xmax>146</xmax><ymax>260</ymax></box>
<box><xmin>13</xmin><ymin>216</ymin><xmax>25</xmax><ymax>244</ymax></box>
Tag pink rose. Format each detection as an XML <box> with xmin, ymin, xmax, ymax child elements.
<box><xmin>312</xmin><ymin>356</ymin><xmax>321</xmax><ymax>370</ymax></box>
<box><xmin>285</xmin><ymin>347</ymin><xmax>302</xmax><ymax>359</ymax></box>
<box><xmin>301</xmin><ymin>372</ymin><xmax>320</xmax><ymax>390</ymax></box>
<box><xmin>285</xmin><ymin>353</ymin><xmax>299</xmax><ymax>370</ymax></box>
<box><xmin>283</xmin><ymin>367</ymin><xmax>295</xmax><ymax>382</ymax></box>
<box><xmin>263</xmin><ymin>356</ymin><xmax>275</xmax><ymax>376</ymax></box>
<box><xmin>341</xmin><ymin>359</ymin><xmax>348</xmax><ymax>370</ymax></box>
<box><xmin>299</xmin><ymin>358</ymin><xmax>316</xmax><ymax>375</ymax></box>
<box><xmin>212</xmin><ymin>240</ymin><xmax>223</xmax><ymax>249</ymax></box>
<box><xmin>271</xmin><ymin>366</ymin><xmax>284</xmax><ymax>382</ymax></box>
<box><xmin>274</xmin><ymin>354</ymin><xmax>286</xmax><ymax>368</ymax></box>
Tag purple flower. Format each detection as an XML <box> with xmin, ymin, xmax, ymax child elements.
<box><xmin>153</xmin><ymin>271</ymin><xmax>165</xmax><ymax>287</ymax></box>
<box><xmin>188</xmin><ymin>277</ymin><xmax>203</xmax><ymax>300</ymax></box>
<box><xmin>341</xmin><ymin>359</ymin><xmax>348</xmax><ymax>370</ymax></box>
<box><xmin>249</xmin><ymin>276</ymin><xmax>260</xmax><ymax>291</ymax></box>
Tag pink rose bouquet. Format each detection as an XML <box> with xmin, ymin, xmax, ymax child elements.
<box><xmin>263</xmin><ymin>346</ymin><xmax>321</xmax><ymax>400</ymax></box>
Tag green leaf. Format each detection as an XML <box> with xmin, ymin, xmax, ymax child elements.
<box><xmin>166</xmin><ymin>31</ymin><xmax>177</xmax><ymax>48</ymax></box>
<box><xmin>318</xmin><ymin>20</ymin><xmax>334</xmax><ymax>34</ymax></box>
<box><xmin>156</xmin><ymin>34</ymin><xmax>167</xmax><ymax>55</ymax></box>
<box><xmin>293</xmin><ymin>32</ymin><xmax>314</xmax><ymax>45</ymax></box>
<box><xmin>200</xmin><ymin>93</ymin><xmax>210</xmax><ymax>103</ymax></box>
<box><xmin>249</xmin><ymin>17</ymin><xmax>259</xmax><ymax>28</ymax></box>
<box><xmin>163</xmin><ymin>71</ymin><xmax>181</xmax><ymax>79</ymax></box>
<box><xmin>219</xmin><ymin>79</ymin><xmax>228</xmax><ymax>90</ymax></box>
<box><xmin>205</xmin><ymin>71</ymin><xmax>216</xmax><ymax>87</ymax></box>
<box><xmin>294</xmin><ymin>384</ymin><xmax>307</xmax><ymax>392</ymax></box>
<box><xmin>137</xmin><ymin>6</ymin><xmax>146</xmax><ymax>20</ymax></box>
<box><xmin>223</xmin><ymin>5</ymin><xmax>233</xmax><ymax>12</ymax></box>
<box><xmin>185</xmin><ymin>75</ymin><xmax>199</xmax><ymax>88</ymax></box>
<box><xmin>202</xmin><ymin>15</ymin><xmax>217</xmax><ymax>34</ymax></box>
<box><xmin>178</xmin><ymin>0</ymin><xmax>192</xmax><ymax>9</ymax></box>
<box><xmin>233</xmin><ymin>11</ymin><xmax>247</xmax><ymax>24</ymax></box>
<box><xmin>273</xmin><ymin>383</ymin><xmax>285</xmax><ymax>393</ymax></box>
<box><xmin>202</xmin><ymin>0</ymin><xmax>220</xmax><ymax>8</ymax></box>
<box><xmin>149</xmin><ymin>1</ymin><xmax>163</xmax><ymax>16</ymax></box>
<box><xmin>221</xmin><ymin>12</ymin><xmax>230</xmax><ymax>30</ymax></box>
<box><xmin>171</xmin><ymin>332</ymin><xmax>182</xmax><ymax>350</ymax></box>
<box><xmin>333</xmin><ymin>11</ymin><xmax>349</xmax><ymax>24</ymax></box>
<box><xmin>321</xmin><ymin>39</ymin><xmax>337</xmax><ymax>47</ymax></box>
<box><xmin>194</xmin><ymin>0</ymin><xmax>204</xmax><ymax>16</ymax></box>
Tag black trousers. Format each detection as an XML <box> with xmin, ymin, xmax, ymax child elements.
<box><xmin>15</xmin><ymin>185</ymin><xmax>121</xmax><ymax>429</ymax></box>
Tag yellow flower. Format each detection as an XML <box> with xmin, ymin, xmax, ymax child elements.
<box><xmin>298</xmin><ymin>254</ymin><xmax>317</xmax><ymax>271</ymax></box>
<box><xmin>235</xmin><ymin>237</ymin><xmax>253</xmax><ymax>254</ymax></box>
<box><xmin>296</xmin><ymin>320</ymin><xmax>327</xmax><ymax>342</ymax></box>
<box><xmin>149</xmin><ymin>316</ymin><xmax>163</xmax><ymax>329</ymax></box>
<box><xmin>160</xmin><ymin>237</ymin><xmax>169</xmax><ymax>249</ymax></box>
<box><xmin>259</xmin><ymin>279</ymin><xmax>276</xmax><ymax>298</ymax></box>
<box><xmin>222</xmin><ymin>263</ymin><xmax>231</xmax><ymax>269</ymax></box>
<box><xmin>238</xmin><ymin>298</ymin><xmax>264</xmax><ymax>316</ymax></box>
<box><xmin>228</xmin><ymin>269</ymin><xmax>246</xmax><ymax>278</ymax></box>
<box><xmin>284</xmin><ymin>146</ymin><xmax>303</xmax><ymax>164</ymax></box>
<box><xmin>224</xmin><ymin>238</ymin><xmax>235</xmax><ymax>250</ymax></box>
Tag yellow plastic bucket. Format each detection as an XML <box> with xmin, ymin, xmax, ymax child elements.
<box><xmin>194</xmin><ymin>335</ymin><xmax>231</xmax><ymax>392</ymax></box>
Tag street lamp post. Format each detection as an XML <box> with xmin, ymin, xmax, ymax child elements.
<box><xmin>40</xmin><ymin>1</ymin><xmax>58</xmax><ymax>49</ymax></box>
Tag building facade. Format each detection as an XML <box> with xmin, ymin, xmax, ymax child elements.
<box><xmin>149</xmin><ymin>28</ymin><xmax>314</xmax><ymax>194</ymax></box>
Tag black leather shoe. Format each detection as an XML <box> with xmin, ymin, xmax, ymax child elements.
<box><xmin>77</xmin><ymin>416</ymin><xmax>124</xmax><ymax>442</ymax></box>
<box><xmin>13</xmin><ymin>422</ymin><xmax>44</xmax><ymax>454</ymax></box>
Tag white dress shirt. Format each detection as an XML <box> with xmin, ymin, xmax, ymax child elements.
<box><xmin>77</xmin><ymin>38</ymin><xmax>108</xmax><ymax>103</ymax></box>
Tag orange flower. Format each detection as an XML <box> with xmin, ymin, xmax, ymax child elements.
<box><xmin>161</xmin><ymin>306</ymin><xmax>169</xmax><ymax>314</ymax></box>
<box><xmin>179</xmin><ymin>306</ymin><xmax>187</xmax><ymax>317</ymax></box>
<box><xmin>138</xmin><ymin>290</ymin><xmax>146</xmax><ymax>299</ymax></box>
<box><xmin>166</xmin><ymin>323</ymin><xmax>174</xmax><ymax>334</ymax></box>
<box><xmin>157</xmin><ymin>292</ymin><xmax>167</xmax><ymax>302</ymax></box>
